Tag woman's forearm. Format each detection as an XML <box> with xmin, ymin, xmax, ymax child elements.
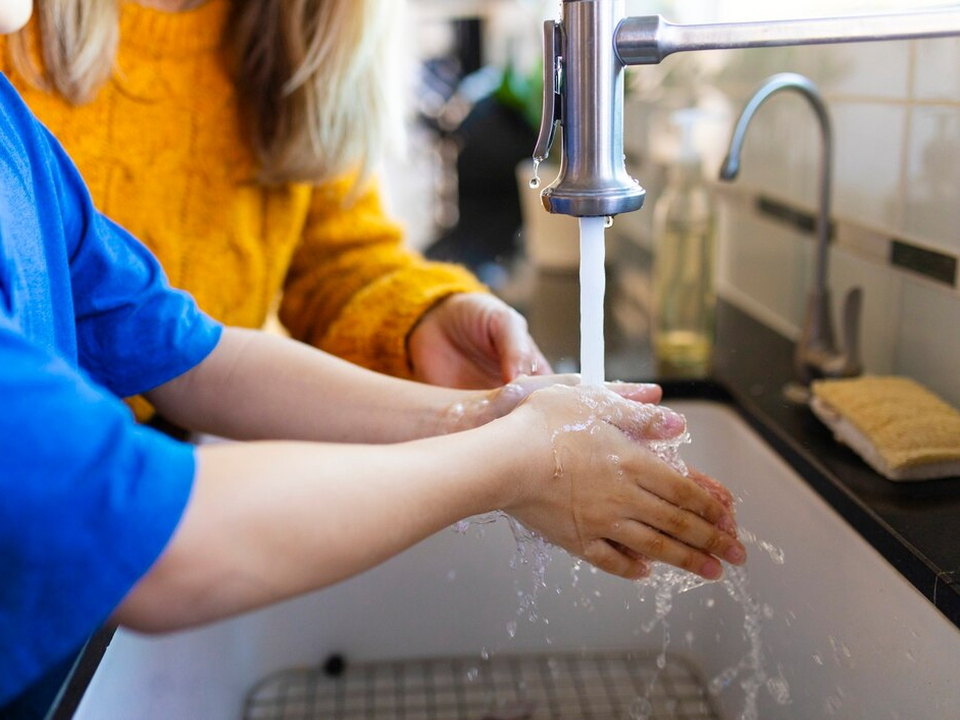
<box><xmin>113</xmin><ymin>421</ymin><xmax>522</xmax><ymax>632</ymax></box>
<box><xmin>146</xmin><ymin>327</ymin><xmax>471</xmax><ymax>443</ymax></box>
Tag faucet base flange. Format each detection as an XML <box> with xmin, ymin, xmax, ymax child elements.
<box><xmin>541</xmin><ymin>184</ymin><xmax>646</xmax><ymax>217</ymax></box>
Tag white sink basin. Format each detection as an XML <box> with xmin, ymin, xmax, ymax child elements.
<box><xmin>76</xmin><ymin>400</ymin><xmax>960</xmax><ymax>719</ymax></box>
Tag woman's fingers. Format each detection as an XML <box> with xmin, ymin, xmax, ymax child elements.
<box><xmin>604</xmin><ymin>381</ymin><xmax>663</xmax><ymax>404</ymax></box>
<box><xmin>607</xmin><ymin>402</ymin><xmax>687</xmax><ymax>442</ymax></box>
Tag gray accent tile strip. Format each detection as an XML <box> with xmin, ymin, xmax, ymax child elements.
<box><xmin>890</xmin><ymin>239</ymin><xmax>958</xmax><ymax>287</ymax></box>
<box><xmin>755</xmin><ymin>195</ymin><xmax>835</xmax><ymax>239</ymax></box>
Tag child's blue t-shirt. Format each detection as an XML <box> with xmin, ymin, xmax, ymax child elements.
<box><xmin>0</xmin><ymin>72</ymin><xmax>222</xmax><ymax>707</ymax></box>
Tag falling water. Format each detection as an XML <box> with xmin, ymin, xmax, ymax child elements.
<box><xmin>579</xmin><ymin>216</ymin><xmax>606</xmax><ymax>386</ymax></box>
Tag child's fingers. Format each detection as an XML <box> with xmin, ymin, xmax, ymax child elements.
<box><xmin>688</xmin><ymin>467</ymin><xmax>736</xmax><ymax>511</ymax></box>
<box><xmin>582</xmin><ymin>538</ymin><xmax>652</xmax><ymax>580</ymax></box>
<box><xmin>626</xmin><ymin>458</ymin><xmax>729</xmax><ymax>526</ymax></box>
<box><xmin>624</xmin><ymin>487</ymin><xmax>746</xmax><ymax>565</ymax></box>
<box><xmin>610</xmin><ymin>521</ymin><xmax>727</xmax><ymax>580</ymax></box>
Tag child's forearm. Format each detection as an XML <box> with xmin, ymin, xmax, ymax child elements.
<box><xmin>113</xmin><ymin>421</ymin><xmax>522</xmax><ymax>632</ymax></box>
<box><xmin>146</xmin><ymin>327</ymin><xmax>472</xmax><ymax>443</ymax></box>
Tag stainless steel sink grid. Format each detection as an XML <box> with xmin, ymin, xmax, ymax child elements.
<box><xmin>241</xmin><ymin>650</ymin><xmax>721</xmax><ymax>720</ymax></box>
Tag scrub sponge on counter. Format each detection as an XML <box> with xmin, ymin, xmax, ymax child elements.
<box><xmin>810</xmin><ymin>376</ymin><xmax>960</xmax><ymax>481</ymax></box>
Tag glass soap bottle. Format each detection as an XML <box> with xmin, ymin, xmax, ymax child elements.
<box><xmin>652</xmin><ymin>109</ymin><xmax>716</xmax><ymax>378</ymax></box>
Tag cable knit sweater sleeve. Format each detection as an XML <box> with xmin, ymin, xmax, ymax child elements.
<box><xmin>279</xmin><ymin>176</ymin><xmax>487</xmax><ymax>379</ymax></box>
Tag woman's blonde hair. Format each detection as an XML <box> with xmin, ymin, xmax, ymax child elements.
<box><xmin>10</xmin><ymin>0</ymin><xmax>405</xmax><ymax>185</ymax></box>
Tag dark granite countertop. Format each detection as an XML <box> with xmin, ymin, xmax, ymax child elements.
<box><xmin>516</xmin><ymin>263</ymin><xmax>960</xmax><ymax>629</ymax></box>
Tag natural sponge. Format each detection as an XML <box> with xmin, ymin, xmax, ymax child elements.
<box><xmin>810</xmin><ymin>376</ymin><xmax>960</xmax><ymax>481</ymax></box>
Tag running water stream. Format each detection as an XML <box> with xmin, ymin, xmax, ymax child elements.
<box><xmin>578</xmin><ymin>216</ymin><xmax>606</xmax><ymax>387</ymax></box>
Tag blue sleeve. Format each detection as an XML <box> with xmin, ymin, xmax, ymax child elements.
<box><xmin>41</xmin><ymin>122</ymin><xmax>222</xmax><ymax>397</ymax></box>
<box><xmin>0</xmin><ymin>317</ymin><xmax>196</xmax><ymax>706</ymax></box>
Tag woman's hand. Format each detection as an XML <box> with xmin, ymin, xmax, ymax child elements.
<box><xmin>497</xmin><ymin>385</ymin><xmax>745</xmax><ymax>581</ymax></box>
<box><xmin>408</xmin><ymin>293</ymin><xmax>552</xmax><ymax>388</ymax></box>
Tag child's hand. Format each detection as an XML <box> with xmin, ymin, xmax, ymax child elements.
<box><xmin>441</xmin><ymin>375</ymin><xmax>665</xmax><ymax>434</ymax></box>
<box><xmin>498</xmin><ymin>385</ymin><xmax>745</xmax><ymax>581</ymax></box>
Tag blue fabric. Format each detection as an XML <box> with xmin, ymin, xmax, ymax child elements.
<box><xmin>0</xmin><ymin>72</ymin><xmax>223</xmax><ymax>707</ymax></box>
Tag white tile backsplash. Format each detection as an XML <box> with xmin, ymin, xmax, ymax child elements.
<box><xmin>896</xmin><ymin>277</ymin><xmax>960</xmax><ymax>407</ymax></box>
<box><xmin>799</xmin><ymin>41</ymin><xmax>911</xmax><ymax>100</ymax></box>
<box><xmin>718</xmin><ymin>199</ymin><xmax>814</xmax><ymax>335</ymax></box>
<box><xmin>913</xmin><ymin>37</ymin><xmax>960</xmax><ymax>102</ymax></box>
<box><xmin>831</xmin><ymin>102</ymin><xmax>906</xmax><ymax>231</ymax></box>
<box><xmin>903</xmin><ymin>106</ymin><xmax>960</xmax><ymax>255</ymax></box>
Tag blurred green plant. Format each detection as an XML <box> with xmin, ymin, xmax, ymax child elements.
<box><xmin>493</xmin><ymin>60</ymin><xmax>544</xmax><ymax>131</ymax></box>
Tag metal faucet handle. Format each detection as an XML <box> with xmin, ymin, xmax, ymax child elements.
<box><xmin>822</xmin><ymin>286</ymin><xmax>863</xmax><ymax>379</ymax></box>
<box><xmin>798</xmin><ymin>286</ymin><xmax>863</xmax><ymax>383</ymax></box>
<box><xmin>533</xmin><ymin>20</ymin><xmax>561</xmax><ymax>165</ymax></box>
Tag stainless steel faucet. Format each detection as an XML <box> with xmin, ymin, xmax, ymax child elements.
<box><xmin>533</xmin><ymin>1</ymin><xmax>960</xmax><ymax>218</ymax></box>
<box><xmin>719</xmin><ymin>73</ymin><xmax>862</xmax><ymax>389</ymax></box>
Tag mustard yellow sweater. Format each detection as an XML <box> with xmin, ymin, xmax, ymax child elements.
<box><xmin>0</xmin><ymin>0</ymin><xmax>484</xmax><ymax>380</ymax></box>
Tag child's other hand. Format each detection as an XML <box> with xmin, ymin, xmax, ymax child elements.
<box><xmin>498</xmin><ymin>385</ymin><xmax>745</xmax><ymax>581</ymax></box>
<box><xmin>441</xmin><ymin>375</ymin><xmax>664</xmax><ymax>433</ymax></box>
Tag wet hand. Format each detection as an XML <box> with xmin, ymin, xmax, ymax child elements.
<box><xmin>440</xmin><ymin>375</ymin><xmax>665</xmax><ymax>434</ymax></box>
<box><xmin>408</xmin><ymin>293</ymin><xmax>551</xmax><ymax>389</ymax></box>
<box><xmin>500</xmin><ymin>385</ymin><xmax>745</xmax><ymax>581</ymax></box>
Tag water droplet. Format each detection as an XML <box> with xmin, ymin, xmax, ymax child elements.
<box><xmin>656</xmin><ymin>653</ymin><xmax>667</xmax><ymax>669</ymax></box>
<box><xmin>481</xmin><ymin>647</ymin><xmax>490</xmax><ymax>660</ymax></box>
<box><xmin>628</xmin><ymin>697</ymin><xmax>652</xmax><ymax>719</ymax></box>
<box><xmin>766</xmin><ymin>675</ymin><xmax>792</xmax><ymax>705</ymax></box>
<box><xmin>824</xmin><ymin>695</ymin><xmax>843</xmax><ymax>715</ymax></box>
<box><xmin>604</xmin><ymin>215</ymin><xmax>614</xmax><ymax>228</ymax></box>
<box><xmin>529</xmin><ymin>157</ymin><xmax>542</xmax><ymax>189</ymax></box>
<box><xmin>506</xmin><ymin>620</ymin><xmax>517</xmax><ymax>638</ymax></box>
<box><xmin>466</xmin><ymin>667</ymin><xmax>479</xmax><ymax>682</ymax></box>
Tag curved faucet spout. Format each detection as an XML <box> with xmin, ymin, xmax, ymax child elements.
<box><xmin>720</xmin><ymin>72</ymin><xmax>832</xmax><ymax>300</ymax></box>
<box><xmin>719</xmin><ymin>72</ymin><xmax>860</xmax><ymax>389</ymax></box>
